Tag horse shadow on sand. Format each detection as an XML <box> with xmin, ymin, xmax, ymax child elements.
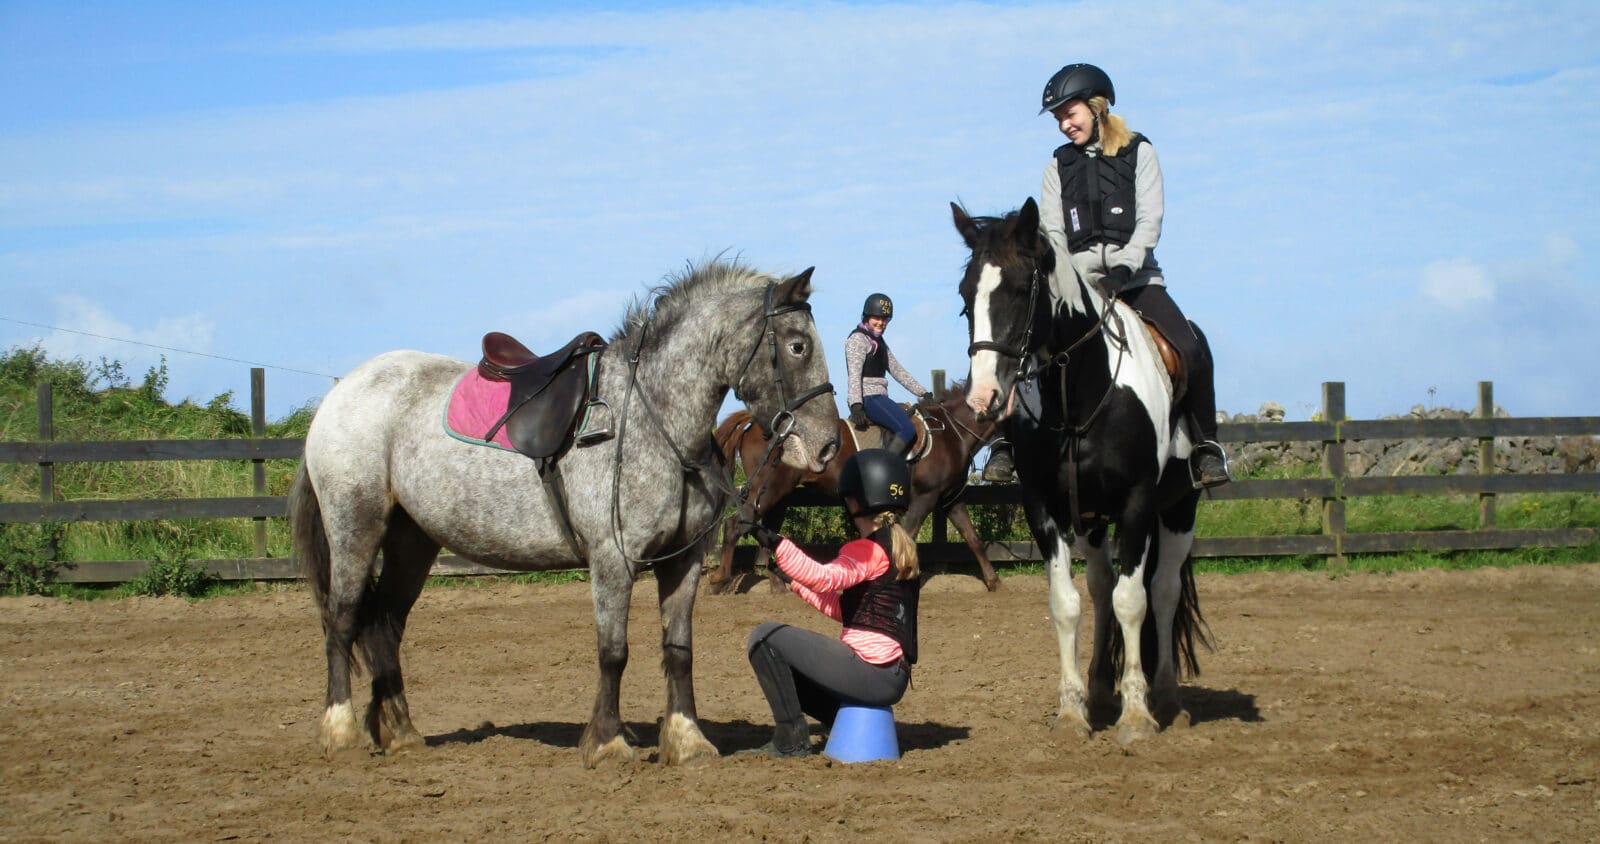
<box><xmin>1085</xmin><ymin>685</ymin><xmax>1263</xmax><ymax>732</ymax></box>
<box><xmin>428</xmin><ymin>717</ymin><xmax>970</xmax><ymax>756</ymax></box>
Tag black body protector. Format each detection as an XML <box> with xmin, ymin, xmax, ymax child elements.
<box><xmin>848</xmin><ymin>326</ymin><xmax>891</xmax><ymax>379</ymax></box>
<box><xmin>1054</xmin><ymin>131</ymin><xmax>1148</xmax><ymax>252</ymax></box>
<box><xmin>839</xmin><ymin>528</ymin><xmax>920</xmax><ymax>664</ymax></box>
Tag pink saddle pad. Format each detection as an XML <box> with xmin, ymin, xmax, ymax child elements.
<box><xmin>444</xmin><ymin>370</ymin><xmax>514</xmax><ymax>449</ymax></box>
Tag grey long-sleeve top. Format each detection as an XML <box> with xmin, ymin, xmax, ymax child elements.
<box><xmin>1039</xmin><ymin>138</ymin><xmax>1165</xmax><ymax>297</ymax></box>
<box><xmin>844</xmin><ymin>331</ymin><xmax>927</xmax><ymax>408</ymax></box>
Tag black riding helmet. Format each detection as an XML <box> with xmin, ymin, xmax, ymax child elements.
<box><xmin>1039</xmin><ymin>63</ymin><xmax>1115</xmax><ymax>114</ymax></box>
<box><xmin>838</xmin><ymin>448</ymin><xmax>911</xmax><ymax>517</ymax></box>
<box><xmin>862</xmin><ymin>292</ymin><xmax>894</xmax><ymax>320</ymax></box>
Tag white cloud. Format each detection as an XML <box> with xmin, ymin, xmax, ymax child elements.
<box><xmin>1419</xmin><ymin>258</ymin><xmax>1495</xmax><ymax>309</ymax></box>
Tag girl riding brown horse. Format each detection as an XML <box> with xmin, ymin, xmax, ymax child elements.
<box><xmin>709</xmin><ymin>382</ymin><xmax>1005</xmax><ymax>593</ymax></box>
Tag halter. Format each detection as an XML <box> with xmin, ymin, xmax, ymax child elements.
<box><xmin>734</xmin><ymin>280</ymin><xmax>836</xmax><ymax>441</ymax></box>
<box><xmin>966</xmin><ymin>261</ymin><xmax>1047</xmax><ymax>386</ymax></box>
<box><xmin>606</xmin><ymin>280</ymin><xmax>834</xmax><ymax>570</ymax></box>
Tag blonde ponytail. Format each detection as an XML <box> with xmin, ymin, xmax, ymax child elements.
<box><xmin>1090</xmin><ymin>95</ymin><xmax>1134</xmax><ymax>156</ymax></box>
<box><xmin>874</xmin><ymin>512</ymin><xmax>920</xmax><ymax>581</ymax></box>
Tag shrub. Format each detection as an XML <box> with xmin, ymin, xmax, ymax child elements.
<box><xmin>0</xmin><ymin>521</ymin><xmax>64</xmax><ymax>596</ymax></box>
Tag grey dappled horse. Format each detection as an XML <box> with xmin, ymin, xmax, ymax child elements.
<box><xmin>953</xmin><ymin>199</ymin><xmax>1208</xmax><ymax>746</ymax></box>
<box><xmin>291</xmin><ymin>261</ymin><xmax>839</xmax><ymax>766</ymax></box>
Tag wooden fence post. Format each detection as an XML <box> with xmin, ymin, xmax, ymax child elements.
<box><xmin>251</xmin><ymin>368</ymin><xmax>267</xmax><ymax>559</ymax></box>
<box><xmin>1321</xmin><ymin>381</ymin><xmax>1347</xmax><ymax>570</ymax></box>
<box><xmin>37</xmin><ymin>381</ymin><xmax>57</xmax><ymax>560</ymax></box>
<box><xmin>930</xmin><ymin>369</ymin><xmax>949</xmax><ymax>545</ymax></box>
<box><xmin>1477</xmin><ymin>381</ymin><xmax>1495</xmax><ymax>530</ymax></box>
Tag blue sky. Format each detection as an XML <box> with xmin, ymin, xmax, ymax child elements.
<box><xmin>3</xmin><ymin>0</ymin><xmax>1597</xmax><ymax>422</ymax></box>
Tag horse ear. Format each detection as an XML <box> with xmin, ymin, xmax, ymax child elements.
<box><xmin>951</xmin><ymin>202</ymin><xmax>980</xmax><ymax>248</ymax></box>
<box><xmin>776</xmin><ymin>266</ymin><xmax>815</xmax><ymax>304</ymax></box>
<box><xmin>1017</xmin><ymin>198</ymin><xmax>1041</xmax><ymax>250</ymax></box>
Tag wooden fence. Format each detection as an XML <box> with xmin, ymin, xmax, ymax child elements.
<box><xmin>2</xmin><ymin>371</ymin><xmax>1596</xmax><ymax>583</ymax></box>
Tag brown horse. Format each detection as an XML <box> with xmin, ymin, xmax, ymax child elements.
<box><xmin>707</xmin><ymin>382</ymin><xmax>1005</xmax><ymax>592</ymax></box>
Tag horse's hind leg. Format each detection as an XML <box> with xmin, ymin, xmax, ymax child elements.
<box><xmin>316</xmin><ymin>497</ymin><xmax>389</xmax><ymax>757</ymax></box>
<box><xmin>1079</xmin><ymin>531</ymin><xmax>1118</xmax><ymax>722</ymax></box>
<box><xmin>358</xmin><ymin>506</ymin><xmax>439</xmax><ymax>753</ymax></box>
<box><xmin>654</xmin><ymin>551</ymin><xmax>718</xmax><ymax>766</ymax></box>
<box><xmin>1150</xmin><ymin>502</ymin><xmax>1200</xmax><ymax>729</ymax></box>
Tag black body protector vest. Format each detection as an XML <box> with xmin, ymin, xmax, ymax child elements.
<box><xmin>839</xmin><ymin>528</ymin><xmax>920</xmax><ymax>664</ymax></box>
<box><xmin>849</xmin><ymin>326</ymin><xmax>890</xmax><ymax>379</ymax></box>
<box><xmin>1054</xmin><ymin>132</ymin><xmax>1147</xmax><ymax>252</ymax></box>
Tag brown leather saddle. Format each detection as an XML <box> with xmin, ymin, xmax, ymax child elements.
<box><xmin>479</xmin><ymin>330</ymin><xmax>609</xmax><ymax>468</ymax></box>
<box><xmin>1141</xmin><ymin>318</ymin><xmax>1187</xmax><ymax>403</ymax></box>
<box><xmin>852</xmin><ymin>404</ymin><xmax>936</xmax><ymax>462</ymax></box>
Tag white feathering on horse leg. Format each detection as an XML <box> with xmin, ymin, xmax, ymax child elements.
<box><xmin>1045</xmin><ymin>535</ymin><xmax>1090</xmax><ymax>737</ymax></box>
<box><xmin>658</xmin><ymin>711</ymin><xmax>719</xmax><ymax>766</ymax></box>
<box><xmin>1112</xmin><ymin>565</ymin><xmax>1160</xmax><ymax>747</ymax></box>
<box><xmin>319</xmin><ymin>702</ymin><xmax>366</xmax><ymax>757</ymax></box>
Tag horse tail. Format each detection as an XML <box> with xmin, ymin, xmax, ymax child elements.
<box><xmin>1129</xmin><ymin>533</ymin><xmax>1212</xmax><ymax>681</ymax></box>
<box><xmin>1172</xmin><ymin>551</ymin><xmax>1212</xmax><ymax>678</ymax></box>
<box><xmin>290</xmin><ymin>463</ymin><xmax>337</xmax><ymax>638</ymax></box>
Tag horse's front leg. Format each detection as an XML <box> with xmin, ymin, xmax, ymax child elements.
<box><xmin>1030</xmin><ymin>508</ymin><xmax>1089</xmax><ymax>738</ymax></box>
<box><xmin>948</xmin><ymin>503</ymin><xmax>1001</xmax><ymax>591</ymax></box>
<box><xmin>654</xmin><ymin>552</ymin><xmax>718</xmax><ymax>766</ymax></box>
<box><xmin>581</xmin><ymin>557</ymin><xmax>636</xmax><ymax>767</ymax></box>
<box><xmin>1110</xmin><ymin>527</ymin><xmax>1159</xmax><ymax>747</ymax></box>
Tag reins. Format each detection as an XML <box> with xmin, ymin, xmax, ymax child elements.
<box><xmin>604</xmin><ymin>281</ymin><xmax>833</xmax><ymax>573</ymax></box>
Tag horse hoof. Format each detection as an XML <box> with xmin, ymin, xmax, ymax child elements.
<box><xmin>1051</xmin><ymin>712</ymin><xmax>1091</xmax><ymax>740</ymax></box>
<box><xmin>384</xmin><ymin>729</ymin><xmax>426</xmax><ymax>754</ymax></box>
<box><xmin>1167</xmin><ymin>708</ymin><xmax>1193</xmax><ymax>730</ymax></box>
<box><xmin>319</xmin><ymin>703</ymin><xmax>370</xmax><ymax>759</ymax></box>
<box><xmin>1115</xmin><ymin>717</ymin><xmax>1159</xmax><ymax>748</ymax></box>
<box><xmin>581</xmin><ymin>735</ymin><xmax>637</xmax><ymax>768</ymax></box>
<box><xmin>658</xmin><ymin>713</ymin><xmax>720</xmax><ymax>766</ymax></box>
<box><xmin>984</xmin><ymin>577</ymin><xmax>1001</xmax><ymax>592</ymax></box>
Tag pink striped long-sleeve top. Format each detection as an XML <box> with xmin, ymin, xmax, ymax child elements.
<box><xmin>772</xmin><ymin>536</ymin><xmax>903</xmax><ymax>666</ymax></box>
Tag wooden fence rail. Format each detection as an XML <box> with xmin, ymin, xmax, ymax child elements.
<box><xmin>2</xmin><ymin>371</ymin><xmax>1596</xmax><ymax>583</ymax></box>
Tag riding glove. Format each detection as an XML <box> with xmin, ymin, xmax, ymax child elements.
<box><xmin>849</xmin><ymin>403</ymin><xmax>870</xmax><ymax>431</ymax></box>
<box><xmin>1104</xmin><ymin>264</ymin><xmax>1134</xmax><ymax>291</ymax></box>
<box><xmin>738</xmin><ymin>520</ymin><xmax>783</xmax><ymax>551</ymax></box>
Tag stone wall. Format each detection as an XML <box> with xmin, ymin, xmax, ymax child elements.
<box><xmin>1222</xmin><ymin>403</ymin><xmax>1600</xmax><ymax>478</ymax></box>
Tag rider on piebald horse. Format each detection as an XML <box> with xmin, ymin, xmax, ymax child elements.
<box><xmin>983</xmin><ymin>62</ymin><xmax>1230</xmax><ymax>489</ymax></box>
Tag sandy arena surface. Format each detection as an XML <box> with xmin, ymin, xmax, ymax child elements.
<box><xmin>2</xmin><ymin>563</ymin><xmax>1598</xmax><ymax>842</ymax></box>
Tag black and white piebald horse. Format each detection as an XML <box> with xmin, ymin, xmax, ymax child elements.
<box><xmin>952</xmin><ymin>198</ymin><xmax>1209</xmax><ymax>746</ymax></box>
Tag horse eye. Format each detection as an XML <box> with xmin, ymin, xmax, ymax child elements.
<box><xmin>788</xmin><ymin>341</ymin><xmax>805</xmax><ymax>356</ymax></box>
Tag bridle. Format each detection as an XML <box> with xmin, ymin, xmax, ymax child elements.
<box><xmin>607</xmin><ymin>280</ymin><xmax>834</xmax><ymax>570</ymax></box>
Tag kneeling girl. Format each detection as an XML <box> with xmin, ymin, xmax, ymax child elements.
<box><xmin>740</xmin><ymin>448</ymin><xmax>922</xmax><ymax>757</ymax></box>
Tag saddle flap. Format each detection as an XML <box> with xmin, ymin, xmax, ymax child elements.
<box><xmin>1141</xmin><ymin>318</ymin><xmax>1186</xmax><ymax>402</ymax></box>
<box><xmin>487</xmin><ymin>332</ymin><xmax>607</xmax><ymax>462</ymax></box>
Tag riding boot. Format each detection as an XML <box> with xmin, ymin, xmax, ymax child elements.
<box><xmin>982</xmin><ymin>438</ymin><xmax>1016</xmax><ymax>483</ymax></box>
<box><xmin>743</xmin><ymin>637</ymin><xmax>815</xmax><ymax>757</ymax></box>
<box><xmin>886</xmin><ymin>435</ymin><xmax>915</xmax><ymax>464</ymax></box>
<box><xmin>1184</xmin><ymin>336</ymin><xmax>1231</xmax><ymax>489</ymax></box>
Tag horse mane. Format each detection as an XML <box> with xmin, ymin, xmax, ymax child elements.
<box><xmin>611</xmin><ymin>258</ymin><xmax>774</xmax><ymax>347</ymax></box>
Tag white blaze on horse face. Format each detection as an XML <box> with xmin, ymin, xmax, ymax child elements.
<box><xmin>968</xmin><ymin>264</ymin><xmax>1005</xmax><ymax>414</ymax></box>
